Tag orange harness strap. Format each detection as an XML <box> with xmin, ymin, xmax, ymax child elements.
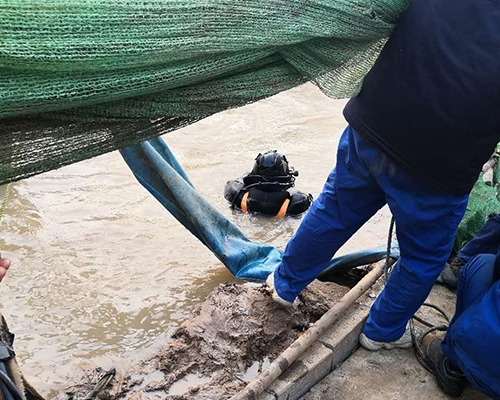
<box><xmin>275</xmin><ymin>198</ymin><xmax>290</xmax><ymax>220</ymax></box>
<box><xmin>240</xmin><ymin>191</ymin><xmax>250</xmax><ymax>214</ymax></box>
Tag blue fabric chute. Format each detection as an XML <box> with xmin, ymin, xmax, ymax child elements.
<box><xmin>120</xmin><ymin>137</ymin><xmax>398</xmax><ymax>281</ymax></box>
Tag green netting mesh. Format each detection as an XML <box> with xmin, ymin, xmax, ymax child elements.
<box><xmin>0</xmin><ymin>0</ymin><xmax>411</xmax><ymax>185</ymax></box>
<box><xmin>454</xmin><ymin>159</ymin><xmax>500</xmax><ymax>252</ymax></box>
<box><xmin>1</xmin><ymin>0</ymin><xmax>497</xmax><ymax>246</ymax></box>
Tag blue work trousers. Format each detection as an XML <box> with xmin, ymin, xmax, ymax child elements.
<box><xmin>442</xmin><ymin>255</ymin><xmax>500</xmax><ymax>399</ymax></box>
<box><xmin>274</xmin><ymin>126</ymin><xmax>469</xmax><ymax>341</ymax></box>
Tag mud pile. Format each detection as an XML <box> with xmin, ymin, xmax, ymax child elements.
<box><xmin>66</xmin><ymin>280</ymin><xmax>349</xmax><ymax>400</ymax></box>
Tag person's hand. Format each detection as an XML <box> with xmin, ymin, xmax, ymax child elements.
<box><xmin>0</xmin><ymin>258</ymin><xmax>11</xmax><ymax>282</ymax></box>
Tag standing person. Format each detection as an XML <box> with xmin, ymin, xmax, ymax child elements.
<box><xmin>266</xmin><ymin>0</ymin><xmax>500</xmax><ymax>351</ymax></box>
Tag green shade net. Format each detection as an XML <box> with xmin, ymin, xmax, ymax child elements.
<box><xmin>1</xmin><ymin>0</ymin><xmax>497</xmax><ymax>246</ymax></box>
<box><xmin>0</xmin><ymin>0</ymin><xmax>411</xmax><ymax>185</ymax></box>
<box><xmin>454</xmin><ymin>155</ymin><xmax>500</xmax><ymax>252</ymax></box>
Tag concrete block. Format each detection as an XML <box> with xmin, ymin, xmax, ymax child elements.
<box><xmin>266</xmin><ymin>341</ymin><xmax>333</xmax><ymax>400</ymax></box>
<box><xmin>303</xmin><ymin>346</ymin><xmax>490</xmax><ymax>400</ymax></box>
<box><xmin>303</xmin><ymin>283</ymin><xmax>492</xmax><ymax>400</ymax></box>
<box><xmin>319</xmin><ymin>280</ymin><xmax>382</xmax><ymax>368</ymax></box>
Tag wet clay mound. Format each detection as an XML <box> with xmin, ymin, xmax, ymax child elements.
<box><xmin>66</xmin><ymin>280</ymin><xmax>349</xmax><ymax>400</ymax></box>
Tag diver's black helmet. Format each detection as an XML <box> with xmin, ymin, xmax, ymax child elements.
<box><xmin>251</xmin><ymin>150</ymin><xmax>290</xmax><ymax>177</ymax></box>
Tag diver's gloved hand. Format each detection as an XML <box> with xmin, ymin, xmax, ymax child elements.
<box><xmin>0</xmin><ymin>258</ymin><xmax>11</xmax><ymax>282</ymax></box>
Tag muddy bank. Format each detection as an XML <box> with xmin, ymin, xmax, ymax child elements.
<box><xmin>66</xmin><ymin>279</ymin><xmax>351</xmax><ymax>400</ymax></box>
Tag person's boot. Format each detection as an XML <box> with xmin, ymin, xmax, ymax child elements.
<box><xmin>426</xmin><ymin>339</ymin><xmax>467</xmax><ymax>397</ymax></box>
<box><xmin>436</xmin><ymin>258</ymin><xmax>463</xmax><ymax>289</ymax></box>
<box><xmin>359</xmin><ymin>323</ymin><xmax>422</xmax><ymax>350</ymax></box>
<box><xmin>265</xmin><ymin>272</ymin><xmax>294</xmax><ymax>307</ymax></box>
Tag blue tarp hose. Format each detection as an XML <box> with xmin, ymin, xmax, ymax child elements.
<box><xmin>120</xmin><ymin>138</ymin><xmax>399</xmax><ymax>281</ymax></box>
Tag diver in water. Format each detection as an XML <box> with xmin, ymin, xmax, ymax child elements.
<box><xmin>224</xmin><ymin>150</ymin><xmax>312</xmax><ymax>218</ymax></box>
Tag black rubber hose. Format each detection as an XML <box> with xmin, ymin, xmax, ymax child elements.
<box><xmin>384</xmin><ymin>216</ymin><xmax>395</xmax><ymax>283</ymax></box>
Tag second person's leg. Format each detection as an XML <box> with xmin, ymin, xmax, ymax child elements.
<box><xmin>442</xmin><ymin>253</ymin><xmax>496</xmax><ymax>361</ymax></box>
<box><xmin>273</xmin><ymin>126</ymin><xmax>387</xmax><ymax>302</ymax></box>
<box><xmin>363</xmin><ymin>158</ymin><xmax>469</xmax><ymax>343</ymax></box>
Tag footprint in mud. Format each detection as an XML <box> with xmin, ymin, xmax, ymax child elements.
<box><xmin>224</xmin><ymin>315</ymin><xmax>261</xmax><ymax>334</ymax></box>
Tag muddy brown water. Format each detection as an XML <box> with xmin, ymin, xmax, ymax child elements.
<box><xmin>0</xmin><ymin>84</ymin><xmax>391</xmax><ymax>397</ymax></box>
